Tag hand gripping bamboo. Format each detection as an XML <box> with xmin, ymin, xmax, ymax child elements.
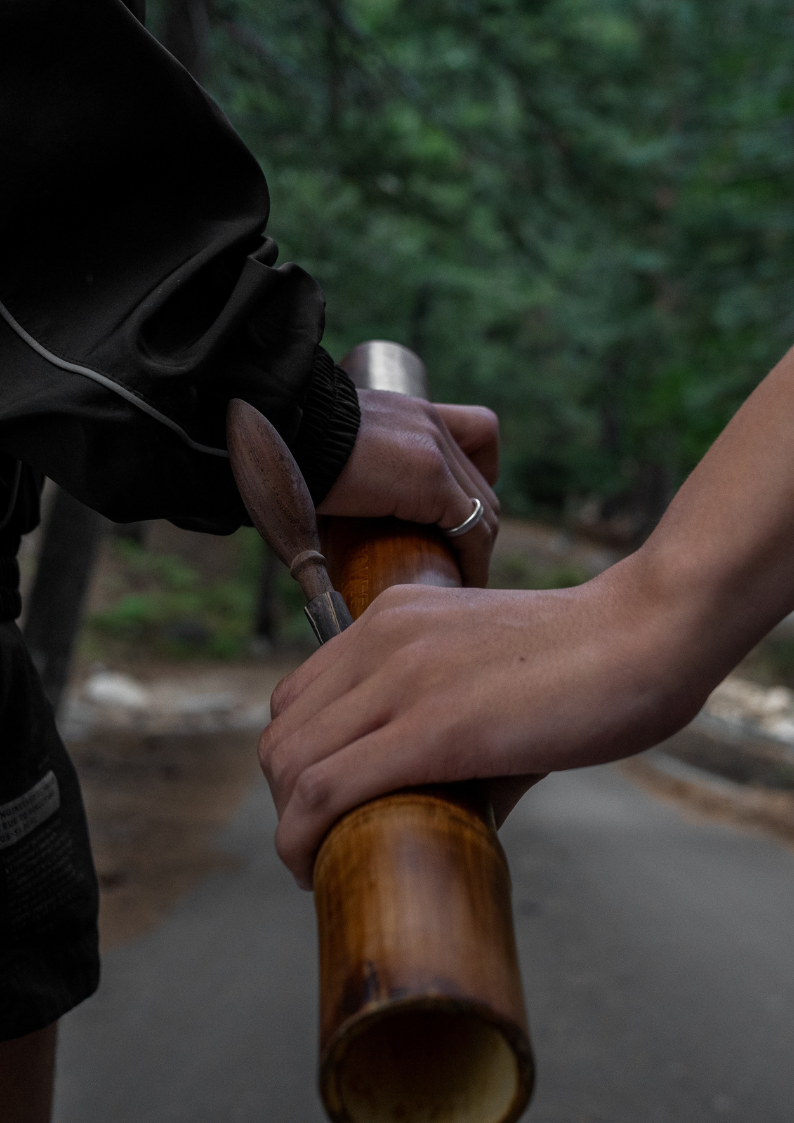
<box><xmin>315</xmin><ymin>342</ymin><xmax>534</xmax><ymax>1123</ymax></box>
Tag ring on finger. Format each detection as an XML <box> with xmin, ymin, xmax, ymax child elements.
<box><xmin>443</xmin><ymin>497</ymin><xmax>484</xmax><ymax>538</ymax></box>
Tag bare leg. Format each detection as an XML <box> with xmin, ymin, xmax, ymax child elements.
<box><xmin>0</xmin><ymin>1023</ymin><xmax>57</xmax><ymax>1123</ymax></box>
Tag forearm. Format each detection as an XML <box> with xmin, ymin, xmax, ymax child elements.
<box><xmin>260</xmin><ymin>342</ymin><xmax>794</xmax><ymax>885</ymax></box>
<box><xmin>636</xmin><ymin>341</ymin><xmax>794</xmax><ymax>687</ymax></box>
<box><xmin>0</xmin><ymin>1</ymin><xmax>360</xmax><ymax>529</ymax></box>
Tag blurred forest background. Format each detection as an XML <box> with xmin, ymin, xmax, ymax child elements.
<box><xmin>148</xmin><ymin>0</ymin><xmax>794</xmax><ymax>540</ymax></box>
<box><xmin>32</xmin><ymin>0</ymin><xmax>794</xmax><ymax>677</ymax></box>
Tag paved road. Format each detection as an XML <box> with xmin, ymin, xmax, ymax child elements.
<box><xmin>53</xmin><ymin>765</ymin><xmax>794</xmax><ymax>1123</ymax></box>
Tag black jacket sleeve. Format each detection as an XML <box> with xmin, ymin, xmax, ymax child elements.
<box><xmin>0</xmin><ymin>0</ymin><xmax>360</xmax><ymax>534</ymax></box>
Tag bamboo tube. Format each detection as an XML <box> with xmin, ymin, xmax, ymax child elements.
<box><xmin>315</xmin><ymin>342</ymin><xmax>534</xmax><ymax>1123</ymax></box>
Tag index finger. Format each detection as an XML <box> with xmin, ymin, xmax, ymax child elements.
<box><xmin>434</xmin><ymin>403</ymin><xmax>500</xmax><ymax>485</ymax></box>
<box><xmin>270</xmin><ymin>627</ymin><xmax>349</xmax><ymax>719</ymax></box>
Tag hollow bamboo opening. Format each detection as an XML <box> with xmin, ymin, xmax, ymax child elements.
<box><xmin>332</xmin><ymin>1007</ymin><xmax>521</xmax><ymax>1123</ymax></box>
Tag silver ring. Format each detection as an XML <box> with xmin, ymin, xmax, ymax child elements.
<box><xmin>443</xmin><ymin>497</ymin><xmax>484</xmax><ymax>538</ymax></box>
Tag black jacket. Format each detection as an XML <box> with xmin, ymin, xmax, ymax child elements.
<box><xmin>0</xmin><ymin>0</ymin><xmax>360</xmax><ymax>553</ymax></box>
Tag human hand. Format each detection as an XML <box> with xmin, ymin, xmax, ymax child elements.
<box><xmin>316</xmin><ymin>389</ymin><xmax>500</xmax><ymax>587</ymax></box>
<box><xmin>266</xmin><ymin>340</ymin><xmax>794</xmax><ymax>887</ymax></box>
<box><xmin>260</xmin><ymin>557</ymin><xmax>710</xmax><ymax>887</ymax></box>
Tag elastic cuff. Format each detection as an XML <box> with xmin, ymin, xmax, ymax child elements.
<box><xmin>291</xmin><ymin>347</ymin><xmax>361</xmax><ymax>504</ymax></box>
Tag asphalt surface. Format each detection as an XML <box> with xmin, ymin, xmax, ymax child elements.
<box><xmin>53</xmin><ymin>765</ymin><xmax>794</xmax><ymax>1123</ymax></box>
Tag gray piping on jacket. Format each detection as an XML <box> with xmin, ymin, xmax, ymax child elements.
<box><xmin>0</xmin><ymin>300</ymin><xmax>229</xmax><ymax>459</ymax></box>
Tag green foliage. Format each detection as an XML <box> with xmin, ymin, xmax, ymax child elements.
<box><xmin>84</xmin><ymin>531</ymin><xmax>316</xmax><ymax>659</ymax></box>
<box><xmin>272</xmin><ymin>562</ymin><xmax>317</xmax><ymax>645</ymax></box>
<box><xmin>154</xmin><ymin>0</ymin><xmax>794</xmax><ymax>521</ymax></box>
<box><xmin>86</xmin><ymin>538</ymin><xmax>257</xmax><ymax>658</ymax></box>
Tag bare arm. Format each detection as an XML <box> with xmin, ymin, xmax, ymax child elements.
<box><xmin>262</xmin><ymin>343</ymin><xmax>794</xmax><ymax>887</ymax></box>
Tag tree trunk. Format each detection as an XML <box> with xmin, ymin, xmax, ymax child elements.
<box><xmin>253</xmin><ymin>545</ymin><xmax>281</xmax><ymax>648</ymax></box>
<box><xmin>23</xmin><ymin>489</ymin><xmax>105</xmax><ymax>713</ymax></box>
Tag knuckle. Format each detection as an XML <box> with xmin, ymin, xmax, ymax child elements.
<box><xmin>262</xmin><ymin>740</ymin><xmax>293</xmax><ymax>790</ymax></box>
<box><xmin>367</xmin><ymin>586</ymin><xmax>418</xmax><ymax>629</ymax></box>
<box><xmin>482</xmin><ymin>510</ymin><xmax>497</xmax><ymax>536</ymax></box>
<box><xmin>367</xmin><ymin>601</ymin><xmax>397</xmax><ymax>632</ymax></box>
<box><xmin>270</xmin><ymin>675</ymin><xmax>294</xmax><ymax>718</ymax></box>
<box><xmin>293</xmin><ymin>763</ymin><xmax>331</xmax><ymax>813</ymax></box>
<box><xmin>479</xmin><ymin>406</ymin><xmax>500</xmax><ymax>439</ymax></box>
<box><xmin>257</xmin><ymin>724</ymin><xmax>275</xmax><ymax>769</ymax></box>
<box><xmin>428</xmin><ymin>458</ymin><xmax>452</xmax><ymax>496</ymax></box>
<box><xmin>368</xmin><ymin>608</ymin><xmax>401</xmax><ymax>643</ymax></box>
<box><xmin>371</xmin><ymin>586</ymin><xmax>406</xmax><ymax>614</ymax></box>
<box><xmin>274</xmin><ymin>825</ymin><xmax>300</xmax><ymax>876</ymax></box>
<box><xmin>415</xmin><ymin>440</ymin><xmax>447</xmax><ymax>481</ymax></box>
<box><xmin>273</xmin><ymin>831</ymin><xmax>291</xmax><ymax>869</ymax></box>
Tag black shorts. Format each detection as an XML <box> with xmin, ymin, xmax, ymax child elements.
<box><xmin>0</xmin><ymin>621</ymin><xmax>99</xmax><ymax>1041</ymax></box>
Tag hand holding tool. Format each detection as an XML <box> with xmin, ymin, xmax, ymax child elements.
<box><xmin>226</xmin><ymin>397</ymin><xmax>352</xmax><ymax>643</ymax></box>
<box><xmin>226</xmin><ymin>356</ymin><xmax>534</xmax><ymax>1123</ymax></box>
